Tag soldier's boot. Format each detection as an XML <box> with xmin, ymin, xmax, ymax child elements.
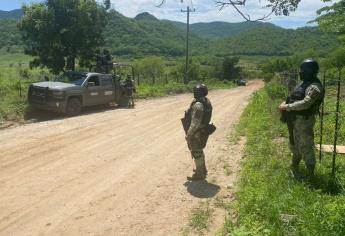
<box><xmin>290</xmin><ymin>159</ymin><xmax>301</xmax><ymax>179</ymax></box>
<box><xmin>192</xmin><ymin>163</ymin><xmax>207</xmax><ymax>176</ymax></box>
<box><xmin>306</xmin><ymin>164</ymin><xmax>315</xmax><ymax>179</ymax></box>
<box><xmin>187</xmin><ymin>156</ymin><xmax>206</xmax><ymax>181</ymax></box>
<box><xmin>187</xmin><ymin>170</ymin><xmax>205</xmax><ymax>181</ymax></box>
<box><xmin>129</xmin><ymin>98</ymin><xmax>134</xmax><ymax>108</ymax></box>
<box><xmin>201</xmin><ymin>161</ymin><xmax>208</xmax><ymax>177</ymax></box>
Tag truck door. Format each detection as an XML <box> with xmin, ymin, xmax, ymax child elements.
<box><xmin>84</xmin><ymin>75</ymin><xmax>107</xmax><ymax>106</ymax></box>
<box><xmin>100</xmin><ymin>75</ymin><xmax>116</xmax><ymax>103</ymax></box>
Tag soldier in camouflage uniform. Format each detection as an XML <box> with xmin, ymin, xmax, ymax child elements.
<box><xmin>124</xmin><ymin>75</ymin><xmax>136</xmax><ymax>108</ymax></box>
<box><xmin>279</xmin><ymin>59</ymin><xmax>325</xmax><ymax>177</ymax></box>
<box><xmin>185</xmin><ymin>84</ymin><xmax>213</xmax><ymax>181</ymax></box>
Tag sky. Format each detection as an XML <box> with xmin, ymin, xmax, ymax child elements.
<box><xmin>0</xmin><ymin>0</ymin><xmax>338</xmax><ymax>29</ymax></box>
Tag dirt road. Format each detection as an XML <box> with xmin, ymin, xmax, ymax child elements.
<box><xmin>0</xmin><ymin>80</ymin><xmax>263</xmax><ymax>236</ymax></box>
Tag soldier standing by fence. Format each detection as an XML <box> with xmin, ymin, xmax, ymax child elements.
<box><xmin>279</xmin><ymin>59</ymin><xmax>325</xmax><ymax>178</ymax></box>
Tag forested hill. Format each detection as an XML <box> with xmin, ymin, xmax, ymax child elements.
<box><xmin>0</xmin><ymin>20</ymin><xmax>22</xmax><ymax>52</ymax></box>
<box><xmin>0</xmin><ymin>9</ymin><xmax>337</xmax><ymax>57</ymax></box>
<box><xmin>165</xmin><ymin>20</ymin><xmax>280</xmax><ymax>39</ymax></box>
<box><xmin>104</xmin><ymin>11</ymin><xmax>210</xmax><ymax>57</ymax></box>
<box><xmin>0</xmin><ymin>9</ymin><xmax>23</xmax><ymax>20</ymax></box>
<box><xmin>214</xmin><ymin>26</ymin><xmax>337</xmax><ymax>56</ymax></box>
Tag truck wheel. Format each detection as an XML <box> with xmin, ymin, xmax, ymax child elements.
<box><xmin>66</xmin><ymin>98</ymin><xmax>82</xmax><ymax>116</ymax></box>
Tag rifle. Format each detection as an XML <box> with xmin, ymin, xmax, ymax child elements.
<box><xmin>280</xmin><ymin>97</ymin><xmax>295</xmax><ymax>145</ymax></box>
<box><xmin>181</xmin><ymin>110</ymin><xmax>216</xmax><ymax>135</ymax></box>
<box><xmin>181</xmin><ymin>109</ymin><xmax>191</xmax><ymax>135</ymax></box>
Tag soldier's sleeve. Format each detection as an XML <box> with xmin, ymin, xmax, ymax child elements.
<box><xmin>285</xmin><ymin>83</ymin><xmax>323</xmax><ymax>111</ymax></box>
<box><xmin>187</xmin><ymin>102</ymin><xmax>204</xmax><ymax>137</ymax></box>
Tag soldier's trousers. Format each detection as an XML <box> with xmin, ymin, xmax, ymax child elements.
<box><xmin>289</xmin><ymin>115</ymin><xmax>316</xmax><ymax>167</ymax></box>
<box><xmin>191</xmin><ymin>150</ymin><xmax>207</xmax><ymax>174</ymax></box>
<box><xmin>187</xmin><ymin>135</ymin><xmax>208</xmax><ymax>175</ymax></box>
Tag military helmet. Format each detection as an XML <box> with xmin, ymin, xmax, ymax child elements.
<box><xmin>300</xmin><ymin>59</ymin><xmax>319</xmax><ymax>75</ymax></box>
<box><xmin>193</xmin><ymin>84</ymin><xmax>208</xmax><ymax>99</ymax></box>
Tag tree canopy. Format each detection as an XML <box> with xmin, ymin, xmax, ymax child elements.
<box><xmin>323</xmin><ymin>47</ymin><xmax>345</xmax><ymax>70</ymax></box>
<box><xmin>18</xmin><ymin>0</ymin><xmax>108</xmax><ymax>74</ymax></box>
<box><xmin>103</xmin><ymin>0</ymin><xmax>111</xmax><ymax>10</ymax></box>
<box><xmin>222</xmin><ymin>57</ymin><xmax>241</xmax><ymax>80</ymax></box>
<box><xmin>316</xmin><ymin>0</ymin><xmax>345</xmax><ymax>42</ymax></box>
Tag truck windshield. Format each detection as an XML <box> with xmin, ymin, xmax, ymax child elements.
<box><xmin>55</xmin><ymin>72</ymin><xmax>87</xmax><ymax>86</ymax></box>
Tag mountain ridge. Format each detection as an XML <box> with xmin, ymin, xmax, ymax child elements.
<box><xmin>0</xmin><ymin>9</ymin><xmax>337</xmax><ymax>57</ymax></box>
<box><xmin>0</xmin><ymin>9</ymin><xmax>23</xmax><ymax>19</ymax></box>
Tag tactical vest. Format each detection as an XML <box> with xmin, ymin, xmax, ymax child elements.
<box><xmin>183</xmin><ymin>97</ymin><xmax>212</xmax><ymax>132</ymax></box>
<box><xmin>287</xmin><ymin>78</ymin><xmax>324</xmax><ymax>117</ymax></box>
<box><xmin>190</xmin><ymin>97</ymin><xmax>212</xmax><ymax>126</ymax></box>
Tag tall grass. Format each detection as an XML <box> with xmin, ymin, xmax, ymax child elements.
<box><xmin>0</xmin><ymin>66</ymin><xmax>50</xmax><ymax>122</ymax></box>
<box><xmin>223</xmin><ymin>79</ymin><xmax>345</xmax><ymax>235</ymax></box>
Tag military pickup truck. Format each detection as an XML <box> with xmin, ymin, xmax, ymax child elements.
<box><xmin>28</xmin><ymin>71</ymin><xmax>130</xmax><ymax>116</ymax></box>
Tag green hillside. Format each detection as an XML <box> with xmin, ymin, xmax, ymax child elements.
<box><xmin>0</xmin><ymin>9</ymin><xmax>338</xmax><ymax>57</ymax></box>
<box><xmin>214</xmin><ymin>26</ymin><xmax>337</xmax><ymax>56</ymax></box>
<box><xmin>104</xmin><ymin>11</ymin><xmax>210</xmax><ymax>57</ymax></box>
<box><xmin>0</xmin><ymin>20</ymin><xmax>22</xmax><ymax>53</ymax></box>
<box><xmin>0</xmin><ymin>9</ymin><xmax>23</xmax><ymax>20</ymax></box>
<box><xmin>167</xmin><ymin>20</ymin><xmax>280</xmax><ymax>39</ymax></box>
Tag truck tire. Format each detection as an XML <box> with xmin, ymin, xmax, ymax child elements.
<box><xmin>66</xmin><ymin>98</ymin><xmax>82</xmax><ymax>116</ymax></box>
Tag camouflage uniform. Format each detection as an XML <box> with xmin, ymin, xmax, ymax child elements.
<box><xmin>186</xmin><ymin>96</ymin><xmax>212</xmax><ymax>180</ymax></box>
<box><xmin>124</xmin><ymin>77</ymin><xmax>136</xmax><ymax>108</ymax></box>
<box><xmin>280</xmin><ymin>59</ymin><xmax>325</xmax><ymax>177</ymax></box>
<box><xmin>187</xmin><ymin>99</ymin><xmax>205</xmax><ymax>172</ymax></box>
<box><xmin>283</xmin><ymin>82</ymin><xmax>324</xmax><ymax>171</ymax></box>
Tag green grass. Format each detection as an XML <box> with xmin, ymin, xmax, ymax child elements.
<box><xmin>0</xmin><ymin>66</ymin><xmax>50</xmax><ymax>122</ymax></box>
<box><xmin>222</xmin><ymin>79</ymin><xmax>345</xmax><ymax>236</ymax></box>
<box><xmin>0</xmin><ymin>53</ymin><xmax>32</xmax><ymax>67</ymax></box>
<box><xmin>315</xmin><ymin>87</ymin><xmax>345</xmax><ymax>145</ymax></box>
<box><xmin>181</xmin><ymin>201</ymin><xmax>214</xmax><ymax>236</ymax></box>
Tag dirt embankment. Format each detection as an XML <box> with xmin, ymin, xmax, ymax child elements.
<box><xmin>0</xmin><ymin>80</ymin><xmax>263</xmax><ymax>236</ymax></box>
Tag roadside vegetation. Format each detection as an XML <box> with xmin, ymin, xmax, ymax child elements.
<box><xmin>0</xmin><ymin>59</ymin><xmax>50</xmax><ymax>122</ymax></box>
<box><xmin>222</xmin><ymin>78</ymin><xmax>345</xmax><ymax>235</ymax></box>
<box><xmin>0</xmin><ymin>53</ymin><xmax>244</xmax><ymax>123</ymax></box>
<box><xmin>181</xmin><ymin>201</ymin><xmax>214</xmax><ymax>236</ymax></box>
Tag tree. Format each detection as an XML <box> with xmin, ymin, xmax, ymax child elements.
<box><xmin>222</xmin><ymin>57</ymin><xmax>241</xmax><ymax>80</ymax></box>
<box><xmin>323</xmin><ymin>47</ymin><xmax>345</xmax><ymax>70</ymax></box>
<box><xmin>103</xmin><ymin>0</ymin><xmax>111</xmax><ymax>10</ymax></box>
<box><xmin>18</xmin><ymin>0</ymin><xmax>107</xmax><ymax>74</ymax></box>
<box><xmin>316</xmin><ymin>0</ymin><xmax>345</xmax><ymax>42</ymax></box>
<box><xmin>158</xmin><ymin>0</ymin><xmax>302</xmax><ymax>21</ymax></box>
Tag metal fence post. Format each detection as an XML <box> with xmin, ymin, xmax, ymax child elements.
<box><xmin>331</xmin><ymin>70</ymin><xmax>341</xmax><ymax>177</ymax></box>
<box><xmin>319</xmin><ymin>72</ymin><xmax>326</xmax><ymax>162</ymax></box>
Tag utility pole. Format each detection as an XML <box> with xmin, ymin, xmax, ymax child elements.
<box><xmin>181</xmin><ymin>6</ymin><xmax>195</xmax><ymax>84</ymax></box>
